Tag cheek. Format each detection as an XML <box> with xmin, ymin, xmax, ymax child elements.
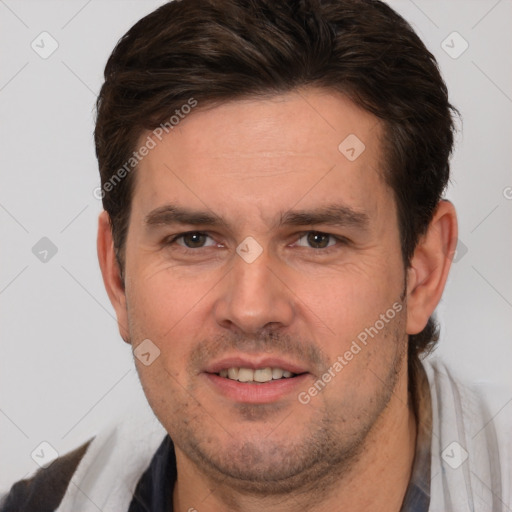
<box><xmin>125</xmin><ymin>268</ymin><xmax>217</xmax><ymax>379</ymax></box>
<box><xmin>126</xmin><ymin>264</ymin><xmax>209</xmax><ymax>329</ymax></box>
<box><xmin>291</xmin><ymin>260</ymin><xmax>404</xmax><ymax>346</ymax></box>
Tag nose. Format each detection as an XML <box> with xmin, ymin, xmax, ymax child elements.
<box><xmin>213</xmin><ymin>248</ymin><xmax>295</xmax><ymax>335</ymax></box>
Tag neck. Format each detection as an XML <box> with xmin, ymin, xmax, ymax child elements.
<box><xmin>173</xmin><ymin>374</ymin><xmax>417</xmax><ymax>512</ymax></box>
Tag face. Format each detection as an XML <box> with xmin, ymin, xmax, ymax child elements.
<box><xmin>116</xmin><ymin>89</ymin><xmax>410</xmax><ymax>492</ymax></box>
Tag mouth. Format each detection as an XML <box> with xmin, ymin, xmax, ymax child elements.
<box><xmin>202</xmin><ymin>357</ymin><xmax>310</xmax><ymax>403</ymax></box>
<box><xmin>216</xmin><ymin>366</ymin><xmax>302</xmax><ymax>383</ymax></box>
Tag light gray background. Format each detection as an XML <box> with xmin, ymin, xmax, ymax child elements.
<box><xmin>1</xmin><ymin>0</ymin><xmax>511</xmax><ymax>489</ymax></box>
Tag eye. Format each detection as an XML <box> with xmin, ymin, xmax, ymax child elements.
<box><xmin>295</xmin><ymin>231</ymin><xmax>338</xmax><ymax>249</ymax></box>
<box><xmin>173</xmin><ymin>232</ymin><xmax>217</xmax><ymax>249</ymax></box>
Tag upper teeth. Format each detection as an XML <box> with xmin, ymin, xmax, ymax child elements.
<box><xmin>219</xmin><ymin>367</ymin><xmax>294</xmax><ymax>383</ymax></box>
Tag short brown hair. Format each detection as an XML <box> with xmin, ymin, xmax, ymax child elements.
<box><xmin>95</xmin><ymin>0</ymin><xmax>457</xmax><ymax>362</ymax></box>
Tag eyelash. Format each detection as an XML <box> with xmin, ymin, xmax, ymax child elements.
<box><xmin>295</xmin><ymin>232</ymin><xmax>347</xmax><ymax>251</ymax></box>
<box><xmin>164</xmin><ymin>231</ymin><xmax>219</xmax><ymax>250</ymax></box>
<box><xmin>164</xmin><ymin>231</ymin><xmax>349</xmax><ymax>253</ymax></box>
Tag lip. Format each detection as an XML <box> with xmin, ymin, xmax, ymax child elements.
<box><xmin>203</xmin><ymin>372</ymin><xmax>310</xmax><ymax>404</ymax></box>
<box><xmin>204</xmin><ymin>356</ymin><xmax>308</xmax><ymax>375</ymax></box>
<box><xmin>202</xmin><ymin>355</ymin><xmax>311</xmax><ymax>404</ymax></box>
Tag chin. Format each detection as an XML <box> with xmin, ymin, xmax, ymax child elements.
<box><xmin>175</xmin><ymin>414</ymin><xmax>366</xmax><ymax>496</ymax></box>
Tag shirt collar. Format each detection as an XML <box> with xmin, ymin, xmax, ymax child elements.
<box><xmin>400</xmin><ymin>361</ymin><xmax>433</xmax><ymax>511</ymax></box>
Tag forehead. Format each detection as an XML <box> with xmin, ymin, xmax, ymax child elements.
<box><xmin>132</xmin><ymin>88</ymin><xmax>391</xmax><ymax>227</ymax></box>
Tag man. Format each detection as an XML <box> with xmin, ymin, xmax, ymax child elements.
<box><xmin>1</xmin><ymin>0</ymin><xmax>508</xmax><ymax>511</ymax></box>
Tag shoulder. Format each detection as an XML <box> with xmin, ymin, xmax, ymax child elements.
<box><xmin>0</xmin><ymin>397</ymin><xmax>166</xmax><ymax>512</ymax></box>
<box><xmin>422</xmin><ymin>357</ymin><xmax>511</xmax><ymax>511</ymax></box>
<box><xmin>0</xmin><ymin>440</ymin><xmax>91</xmax><ymax>512</ymax></box>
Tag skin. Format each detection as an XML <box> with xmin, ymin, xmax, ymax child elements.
<box><xmin>98</xmin><ymin>88</ymin><xmax>457</xmax><ymax>512</ymax></box>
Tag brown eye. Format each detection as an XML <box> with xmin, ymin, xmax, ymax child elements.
<box><xmin>306</xmin><ymin>232</ymin><xmax>331</xmax><ymax>248</ymax></box>
<box><xmin>176</xmin><ymin>232</ymin><xmax>213</xmax><ymax>248</ymax></box>
<box><xmin>296</xmin><ymin>231</ymin><xmax>336</xmax><ymax>249</ymax></box>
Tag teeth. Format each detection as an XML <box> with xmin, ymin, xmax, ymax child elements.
<box><xmin>227</xmin><ymin>367</ymin><xmax>239</xmax><ymax>380</ymax></box>
<box><xmin>254</xmin><ymin>367</ymin><xmax>273</xmax><ymax>383</ymax></box>
<box><xmin>237</xmin><ymin>368</ymin><xmax>253</xmax><ymax>382</ymax></box>
<box><xmin>218</xmin><ymin>367</ymin><xmax>297</xmax><ymax>383</ymax></box>
<box><xmin>272</xmin><ymin>368</ymin><xmax>284</xmax><ymax>379</ymax></box>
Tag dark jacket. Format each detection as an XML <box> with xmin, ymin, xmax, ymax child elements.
<box><xmin>0</xmin><ymin>441</ymin><xmax>91</xmax><ymax>512</ymax></box>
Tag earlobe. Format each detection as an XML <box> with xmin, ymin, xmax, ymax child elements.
<box><xmin>97</xmin><ymin>211</ymin><xmax>131</xmax><ymax>344</ymax></box>
<box><xmin>406</xmin><ymin>200</ymin><xmax>458</xmax><ymax>335</ymax></box>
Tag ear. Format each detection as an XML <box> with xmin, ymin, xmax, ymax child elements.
<box><xmin>97</xmin><ymin>211</ymin><xmax>131</xmax><ymax>344</ymax></box>
<box><xmin>406</xmin><ymin>200</ymin><xmax>458</xmax><ymax>335</ymax></box>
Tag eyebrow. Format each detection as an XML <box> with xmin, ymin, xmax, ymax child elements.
<box><xmin>279</xmin><ymin>205</ymin><xmax>369</xmax><ymax>230</ymax></box>
<box><xmin>145</xmin><ymin>205</ymin><xmax>224</xmax><ymax>227</ymax></box>
<box><xmin>144</xmin><ymin>203</ymin><xmax>369</xmax><ymax>230</ymax></box>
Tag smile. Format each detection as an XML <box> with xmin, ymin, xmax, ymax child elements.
<box><xmin>217</xmin><ymin>367</ymin><xmax>298</xmax><ymax>383</ymax></box>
